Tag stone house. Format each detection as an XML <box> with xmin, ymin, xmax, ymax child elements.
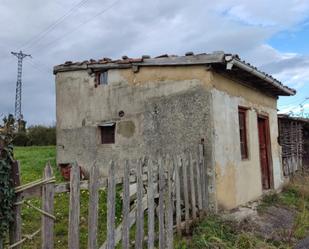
<box><xmin>54</xmin><ymin>52</ymin><xmax>295</xmax><ymax>210</ymax></box>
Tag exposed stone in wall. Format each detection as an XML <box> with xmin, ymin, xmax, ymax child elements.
<box><xmin>143</xmin><ymin>88</ymin><xmax>212</xmax><ymax>157</ymax></box>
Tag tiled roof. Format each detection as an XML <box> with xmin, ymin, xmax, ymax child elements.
<box><xmin>54</xmin><ymin>51</ymin><xmax>296</xmax><ymax>96</ymax></box>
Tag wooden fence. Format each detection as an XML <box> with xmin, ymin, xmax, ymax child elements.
<box><xmin>8</xmin><ymin>145</ymin><xmax>210</xmax><ymax>249</ymax></box>
<box><xmin>278</xmin><ymin>118</ymin><xmax>304</xmax><ymax>175</ymax></box>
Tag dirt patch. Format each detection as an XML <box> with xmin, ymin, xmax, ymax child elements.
<box><xmin>295</xmin><ymin>236</ymin><xmax>309</xmax><ymax>249</ymax></box>
<box><xmin>253</xmin><ymin>206</ymin><xmax>297</xmax><ymax>241</ymax></box>
<box><xmin>225</xmin><ymin>202</ymin><xmax>298</xmax><ymax>243</ymax></box>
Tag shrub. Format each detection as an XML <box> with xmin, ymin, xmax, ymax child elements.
<box><xmin>13</xmin><ymin>131</ymin><xmax>30</xmax><ymax>146</ymax></box>
<box><xmin>27</xmin><ymin>125</ymin><xmax>56</xmax><ymax>146</ymax></box>
<box><xmin>12</xmin><ymin>126</ymin><xmax>56</xmax><ymax>146</ymax></box>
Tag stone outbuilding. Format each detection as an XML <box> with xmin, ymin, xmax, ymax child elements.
<box><xmin>54</xmin><ymin>52</ymin><xmax>295</xmax><ymax>209</ymax></box>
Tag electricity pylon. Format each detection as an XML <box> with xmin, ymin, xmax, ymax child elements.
<box><xmin>11</xmin><ymin>51</ymin><xmax>31</xmax><ymax>121</ymax></box>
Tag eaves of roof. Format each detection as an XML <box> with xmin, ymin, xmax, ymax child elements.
<box><xmin>53</xmin><ymin>51</ymin><xmax>296</xmax><ymax>96</ymax></box>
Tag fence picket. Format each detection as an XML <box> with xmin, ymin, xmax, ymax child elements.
<box><xmin>107</xmin><ymin>161</ymin><xmax>116</xmax><ymax>249</ymax></box>
<box><xmin>135</xmin><ymin>159</ymin><xmax>144</xmax><ymax>249</ymax></box>
<box><xmin>122</xmin><ymin>160</ymin><xmax>130</xmax><ymax>249</ymax></box>
<box><xmin>88</xmin><ymin>162</ymin><xmax>99</xmax><ymax>249</ymax></box>
<box><xmin>158</xmin><ymin>157</ymin><xmax>165</xmax><ymax>249</ymax></box>
<box><xmin>42</xmin><ymin>163</ymin><xmax>55</xmax><ymax>249</ymax></box>
<box><xmin>182</xmin><ymin>155</ymin><xmax>190</xmax><ymax>233</ymax></box>
<box><xmin>175</xmin><ymin>157</ymin><xmax>181</xmax><ymax>235</ymax></box>
<box><xmin>147</xmin><ymin>160</ymin><xmax>155</xmax><ymax>249</ymax></box>
<box><xmin>189</xmin><ymin>154</ymin><xmax>197</xmax><ymax>220</ymax></box>
<box><xmin>68</xmin><ymin>162</ymin><xmax>80</xmax><ymax>249</ymax></box>
<box><xmin>195</xmin><ymin>151</ymin><xmax>203</xmax><ymax>212</ymax></box>
<box><xmin>166</xmin><ymin>158</ymin><xmax>174</xmax><ymax>249</ymax></box>
<box><xmin>199</xmin><ymin>144</ymin><xmax>207</xmax><ymax>211</ymax></box>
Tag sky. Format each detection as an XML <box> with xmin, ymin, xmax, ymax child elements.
<box><xmin>0</xmin><ymin>0</ymin><xmax>309</xmax><ymax>125</ymax></box>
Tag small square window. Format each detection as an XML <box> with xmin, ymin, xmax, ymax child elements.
<box><xmin>100</xmin><ymin>123</ymin><xmax>115</xmax><ymax>144</ymax></box>
<box><xmin>238</xmin><ymin>107</ymin><xmax>248</xmax><ymax>159</ymax></box>
<box><xmin>96</xmin><ymin>71</ymin><xmax>108</xmax><ymax>85</ymax></box>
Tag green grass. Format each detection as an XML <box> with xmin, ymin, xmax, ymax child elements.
<box><xmin>14</xmin><ymin>146</ymin><xmax>123</xmax><ymax>249</ymax></box>
<box><xmin>14</xmin><ymin>146</ymin><xmax>61</xmax><ymax>184</ymax></box>
<box><xmin>174</xmin><ymin>215</ymin><xmax>284</xmax><ymax>249</ymax></box>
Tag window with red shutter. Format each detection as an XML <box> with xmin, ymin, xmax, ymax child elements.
<box><xmin>238</xmin><ymin>107</ymin><xmax>248</xmax><ymax>159</ymax></box>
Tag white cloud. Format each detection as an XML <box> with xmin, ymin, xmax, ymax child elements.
<box><xmin>0</xmin><ymin>0</ymin><xmax>309</xmax><ymax>124</ymax></box>
<box><xmin>259</xmin><ymin>53</ymin><xmax>309</xmax><ymax>89</ymax></box>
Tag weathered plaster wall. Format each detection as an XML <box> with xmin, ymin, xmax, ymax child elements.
<box><xmin>56</xmin><ymin>66</ymin><xmax>283</xmax><ymax>210</ymax></box>
<box><xmin>211</xmin><ymin>73</ymin><xmax>283</xmax><ymax>210</ymax></box>
<box><xmin>56</xmin><ymin>66</ymin><xmax>214</xmax><ymax>176</ymax></box>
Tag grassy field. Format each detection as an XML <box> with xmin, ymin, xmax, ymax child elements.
<box><xmin>14</xmin><ymin>146</ymin><xmax>123</xmax><ymax>249</ymax></box>
<box><xmin>13</xmin><ymin>146</ymin><xmax>309</xmax><ymax>249</ymax></box>
<box><xmin>15</xmin><ymin>146</ymin><xmax>60</xmax><ymax>183</ymax></box>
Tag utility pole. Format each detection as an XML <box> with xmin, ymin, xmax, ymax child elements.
<box><xmin>11</xmin><ymin>51</ymin><xmax>31</xmax><ymax>122</ymax></box>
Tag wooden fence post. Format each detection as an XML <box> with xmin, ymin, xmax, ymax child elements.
<box><xmin>135</xmin><ymin>159</ymin><xmax>144</xmax><ymax>249</ymax></box>
<box><xmin>199</xmin><ymin>144</ymin><xmax>207</xmax><ymax>211</ymax></box>
<box><xmin>147</xmin><ymin>160</ymin><xmax>155</xmax><ymax>249</ymax></box>
<box><xmin>68</xmin><ymin>162</ymin><xmax>80</xmax><ymax>249</ymax></box>
<box><xmin>107</xmin><ymin>161</ymin><xmax>116</xmax><ymax>249</ymax></box>
<box><xmin>88</xmin><ymin>162</ymin><xmax>99</xmax><ymax>249</ymax></box>
<box><xmin>175</xmin><ymin>157</ymin><xmax>181</xmax><ymax>235</ymax></box>
<box><xmin>166</xmin><ymin>158</ymin><xmax>174</xmax><ymax>249</ymax></box>
<box><xmin>194</xmin><ymin>151</ymin><xmax>203</xmax><ymax>213</ymax></box>
<box><xmin>42</xmin><ymin>162</ymin><xmax>55</xmax><ymax>249</ymax></box>
<box><xmin>122</xmin><ymin>160</ymin><xmax>130</xmax><ymax>249</ymax></box>
<box><xmin>9</xmin><ymin>161</ymin><xmax>22</xmax><ymax>249</ymax></box>
<box><xmin>158</xmin><ymin>157</ymin><xmax>165</xmax><ymax>249</ymax></box>
<box><xmin>189</xmin><ymin>153</ymin><xmax>197</xmax><ymax>220</ymax></box>
<box><xmin>182</xmin><ymin>155</ymin><xmax>190</xmax><ymax>234</ymax></box>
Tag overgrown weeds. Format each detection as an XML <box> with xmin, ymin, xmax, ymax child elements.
<box><xmin>175</xmin><ymin>215</ymin><xmax>284</xmax><ymax>249</ymax></box>
<box><xmin>176</xmin><ymin>172</ymin><xmax>309</xmax><ymax>249</ymax></box>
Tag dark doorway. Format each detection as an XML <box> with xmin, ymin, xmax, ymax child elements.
<box><xmin>258</xmin><ymin>116</ymin><xmax>273</xmax><ymax>190</ymax></box>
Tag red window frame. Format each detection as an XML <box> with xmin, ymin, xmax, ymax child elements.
<box><xmin>238</xmin><ymin>107</ymin><xmax>248</xmax><ymax>159</ymax></box>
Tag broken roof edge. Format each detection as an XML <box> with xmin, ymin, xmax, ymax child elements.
<box><xmin>53</xmin><ymin>52</ymin><xmax>296</xmax><ymax>96</ymax></box>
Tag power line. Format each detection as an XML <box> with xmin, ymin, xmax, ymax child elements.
<box><xmin>299</xmin><ymin>97</ymin><xmax>309</xmax><ymax>106</ymax></box>
<box><xmin>19</xmin><ymin>0</ymin><xmax>91</xmax><ymax>50</ymax></box>
<box><xmin>280</xmin><ymin>97</ymin><xmax>309</xmax><ymax>114</ymax></box>
<box><xmin>280</xmin><ymin>96</ymin><xmax>306</xmax><ymax>106</ymax></box>
<box><xmin>26</xmin><ymin>60</ymin><xmax>51</xmax><ymax>74</ymax></box>
<box><xmin>281</xmin><ymin>96</ymin><xmax>309</xmax><ymax>107</ymax></box>
<box><xmin>31</xmin><ymin>58</ymin><xmax>51</xmax><ymax>72</ymax></box>
<box><xmin>31</xmin><ymin>0</ymin><xmax>120</xmax><ymax>53</ymax></box>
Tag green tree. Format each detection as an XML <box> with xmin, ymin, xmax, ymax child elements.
<box><xmin>27</xmin><ymin>125</ymin><xmax>56</xmax><ymax>146</ymax></box>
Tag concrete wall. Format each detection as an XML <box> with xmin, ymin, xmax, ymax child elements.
<box><xmin>56</xmin><ymin>66</ymin><xmax>214</xmax><ymax>176</ymax></box>
<box><xmin>211</xmin><ymin>73</ymin><xmax>283</xmax><ymax>210</ymax></box>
